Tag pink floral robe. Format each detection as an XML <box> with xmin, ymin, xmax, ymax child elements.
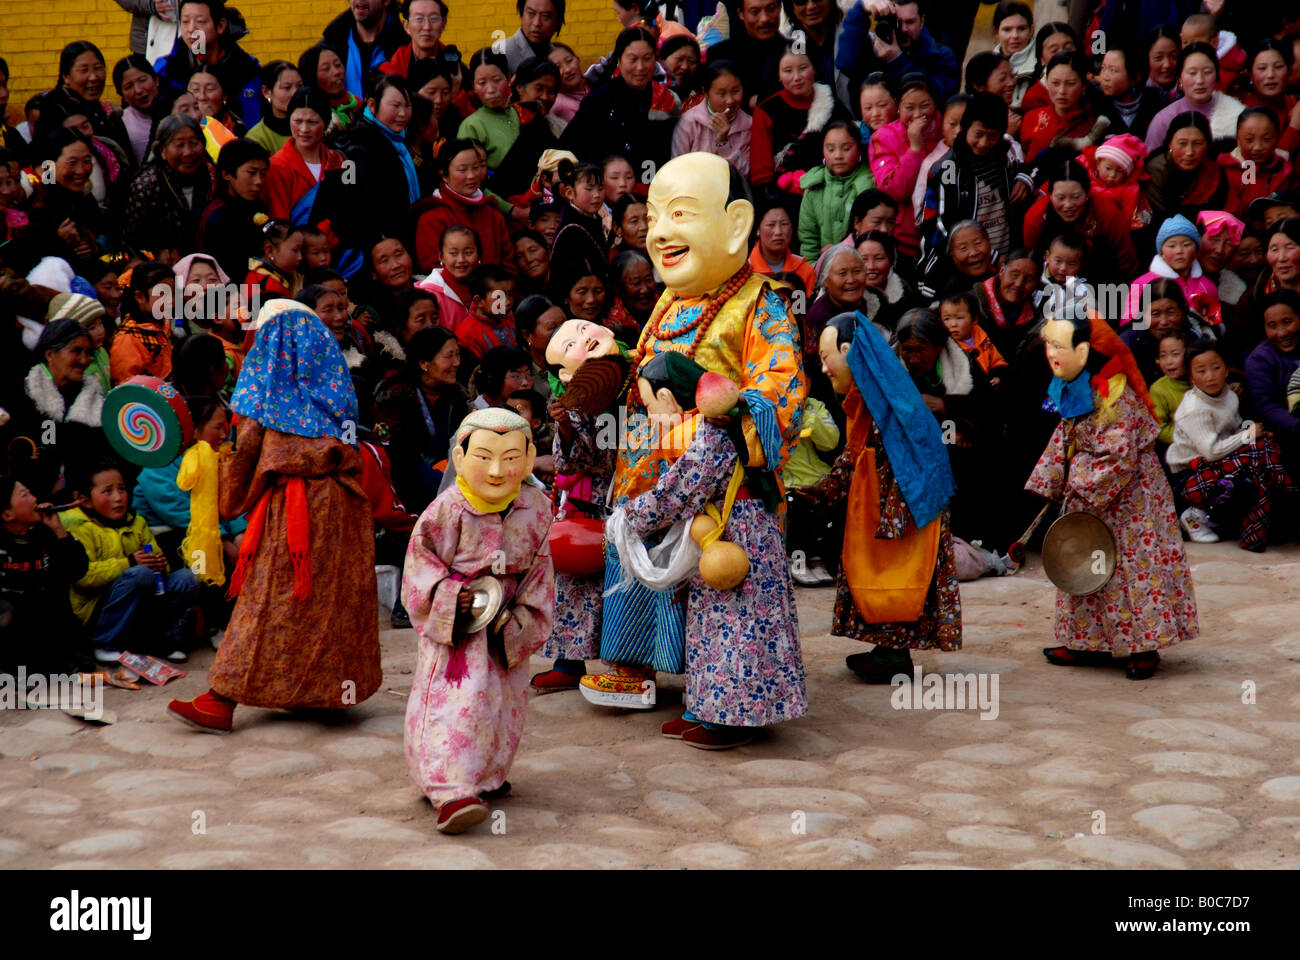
<box><xmin>402</xmin><ymin>483</ymin><xmax>555</xmax><ymax>805</ymax></box>
<box><xmin>1026</xmin><ymin>383</ymin><xmax>1198</xmax><ymax>654</ymax></box>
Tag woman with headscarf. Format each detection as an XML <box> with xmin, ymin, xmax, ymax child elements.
<box><xmin>793</xmin><ymin>311</ymin><xmax>961</xmax><ymax>683</ymax></box>
<box><xmin>167</xmin><ymin>299</ymin><xmax>380</xmax><ymax>733</ymax></box>
<box><xmin>122</xmin><ymin>114</ymin><xmax>215</xmax><ymax>261</ymax></box>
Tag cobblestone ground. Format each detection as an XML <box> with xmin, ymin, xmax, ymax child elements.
<box><xmin>2</xmin><ymin>545</ymin><xmax>1299</xmax><ymax>870</ymax></box>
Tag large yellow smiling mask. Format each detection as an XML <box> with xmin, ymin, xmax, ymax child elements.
<box><xmin>646</xmin><ymin>154</ymin><xmax>754</xmax><ymax>297</ymax></box>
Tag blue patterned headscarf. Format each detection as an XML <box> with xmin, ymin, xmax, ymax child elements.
<box><xmin>231</xmin><ymin>300</ymin><xmax>359</xmax><ymax>439</ymax></box>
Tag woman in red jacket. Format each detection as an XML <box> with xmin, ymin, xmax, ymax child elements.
<box><xmin>1020</xmin><ymin>52</ymin><xmax>1100</xmax><ymax>162</ymax></box>
<box><xmin>411</xmin><ymin>138</ymin><xmax>513</xmax><ymax>272</ymax></box>
<box><xmin>263</xmin><ymin>88</ymin><xmax>346</xmax><ymax>226</ymax></box>
<box><xmin>1023</xmin><ymin>159</ymin><xmax>1139</xmax><ymax>284</ymax></box>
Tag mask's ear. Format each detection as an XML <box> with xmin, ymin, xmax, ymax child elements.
<box><xmin>1074</xmin><ymin>341</ymin><xmax>1090</xmax><ymax>370</ymax></box>
<box><xmin>655</xmin><ymin>387</ymin><xmax>683</xmax><ymax>414</ymax></box>
<box><xmin>723</xmin><ymin>198</ymin><xmax>755</xmax><ymax>260</ymax></box>
<box><xmin>522</xmin><ymin>435</ymin><xmax>537</xmax><ymax>477</ymax></box>
<box><xmin>451</xmin><ymin>442</ymin><xmax>465</xmax><ymax>475</ymax></box>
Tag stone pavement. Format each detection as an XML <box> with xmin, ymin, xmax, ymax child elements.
<box><xmin>2</xmin><ymin>544</ymin><xmax>1299</xmax><ymax>870</ymax></box>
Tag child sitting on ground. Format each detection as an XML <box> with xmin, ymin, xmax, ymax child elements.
<box><xmin>1167</xmin><ymin>339</ymin><xmax>1297</xmax><ymax>550</ymax></box>
<box><xmin>940</xmin><ymin>290</ymin><xmax>1008</xmax><ymax>386</ymax></box>
<box><xmin>1152</xmin><ymin>328</ymin><xmax>1194</xmax><ymax>447</ymax></box>
<box><xmin>65</xmin><ymin>459</ymin><xmax>201</xmax><ymax>663</ymax></box>
<box><xmin>0</xmin><ymin>476</ymin><xmax>89</xmax><ymax>675</ymax></box>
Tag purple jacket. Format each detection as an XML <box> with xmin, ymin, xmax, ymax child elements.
<box><xmin>1244</xmin><ymin>339</ymin><xmax>1300</xmax><ymax>443</ymax></box>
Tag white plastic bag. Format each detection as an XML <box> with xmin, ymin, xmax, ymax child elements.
<box><xmin>603</xmin><ymin>507</ymin><xmax>701</xmax><ymax>596</ymax></box>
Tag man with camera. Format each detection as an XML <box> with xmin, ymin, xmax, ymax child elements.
<box><xmin>837</xmin><ymin>0</ymin><xmax>960</xmax><ymax>104</ymax></box>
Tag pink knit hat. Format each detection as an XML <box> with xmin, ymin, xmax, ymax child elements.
<box><xmin>1197</xmin><ymin>210</ymin><xmax>1245</xmax><ymax>246</ymax></box>
<box><xmin>1093</xmin><ymin>134</ymin><xmax>1147</xmax><ymax>176</ymax></box>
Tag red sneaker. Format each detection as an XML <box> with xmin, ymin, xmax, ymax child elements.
<box><xmin>682</xmin><ymin>724</ymin><xmax>755</xmax><ymax>750</ymax></box>
<box><xmin>167</xmin><ymin>691</ymin><xmax>234</xmax><ymax>733</ymax></box>
<box><xmin>436</xmin><ymin>797</ymin><xmax>489</xmax><ymax>834</ymax></box>
<box><xmin>660</xmin><ymin>714</ymin><xmax>702</xmax><ymax>739</ymax></box>
<box><xmin>530</xmin><ymin>669</ymin><xmax>582</xmax><ymax>694</ymax></box>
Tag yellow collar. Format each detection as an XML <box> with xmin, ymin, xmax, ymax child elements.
<box><xmin>456</xmin><ymin>475</ymin><xmax>519</xmax><ymax>513</ymax></box>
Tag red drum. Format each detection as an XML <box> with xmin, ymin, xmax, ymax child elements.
<box><xmin>548</xmin><ymin>516</ymin><xmax>606</xmax><ymax>577</ymax></box>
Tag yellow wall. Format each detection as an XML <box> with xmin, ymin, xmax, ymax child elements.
<box><xmin>3</xmin><ymin>0</ymin><xmax>620</xmax><ymax>123</ymax></box>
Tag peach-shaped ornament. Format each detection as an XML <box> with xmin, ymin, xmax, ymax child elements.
<box><xmin>695</xmin><ymin>371</ymin><xmax>741</xmax><ymax>418</ymax></box>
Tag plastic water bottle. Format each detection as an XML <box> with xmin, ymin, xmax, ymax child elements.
<box><xmin>143</xmin><ymin>544</ymin><xmax>166</xmax><ymax>595</ymax></box>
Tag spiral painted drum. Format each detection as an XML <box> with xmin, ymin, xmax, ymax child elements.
<box><xmin>101</xmin><ymin>376</ymin><xmax>195</xmax><ymax>468</ymax></box>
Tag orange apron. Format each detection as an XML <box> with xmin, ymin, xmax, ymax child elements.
<box><xmin>841</xmin><ymin>389</ymin><xmax>941</xmax><ymax>624</ymax></box>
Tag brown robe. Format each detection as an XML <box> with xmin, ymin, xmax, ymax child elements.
<box><xmin>208</xmin><ymin>419</ymin><xmax>381</xmax><ymax>708</ymax></box>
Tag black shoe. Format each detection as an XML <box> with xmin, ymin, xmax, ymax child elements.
<box><xmin>479</xmin><ymin>780</ymin><xmax>511</xmax><ymax>800</ymax></box>
<box><xmin>1124</xmin><ymin>652</ymin><xmax>1159</xmax><ymax>680</ymax></box>
<box><xmin>846</xmin><ymin>650</ymin><xmax>912</xmax><ymax>684</ymax></box>
<box><xmin>390</xmin><ymin>606</ymin><xmax>412</xmax><ymax>629</ymax></box>
<box><xmin>1043</xmin><ymin>646</ymin><xmax>1111</xmax><ymax>667</ymax></box>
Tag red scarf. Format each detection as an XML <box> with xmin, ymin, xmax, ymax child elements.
<box><xmin>227</xmin><ymin>476</ymin><xmax>312</xmax><ymax>601</ymax></box>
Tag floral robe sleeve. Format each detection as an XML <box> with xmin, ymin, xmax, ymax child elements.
<box><xmin>553</xmin><ymin>410</ymin><xmax>615</xmax><ymax>487</ymax></box>
<box><xmin>1028</xmin><ymin>387</ymin><xmax>1156</xmax><ymax>513</ymax></box>
<box><xmin>402</xmin><ymin>494</ymin><xmax>466</xmax><ymax>648</ymax></box>
<box><xmin>624</xmin><ymin>422</ymin><xmax>737</xmax><ymax>536</ymax></box>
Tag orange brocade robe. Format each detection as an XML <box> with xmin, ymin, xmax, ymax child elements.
<box><xmin>610</xmin><ymin>272</ymin><xmax>804</xmax><ymax>506</ymax></box>
<box><xmin>208</xmin><ymin>419</ymin><xmax>381</xmax><ymax>707</ymax></box>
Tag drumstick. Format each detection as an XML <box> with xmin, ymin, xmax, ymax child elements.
<box><xmin>1007</xmin><ymin>501</ymin><xmax>1054</xmax><ymax>566</ymax></box>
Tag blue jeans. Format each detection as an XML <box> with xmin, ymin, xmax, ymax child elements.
<box><xmin>90</xmin><ymin>565</ymin><xmax>200</xmax><ymax>651</ymax></box>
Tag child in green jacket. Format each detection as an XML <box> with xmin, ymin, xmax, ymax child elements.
<box><xmin>798</xmin><ymin>120</ymin><xmax>875</xmax><ymax>261</ymax></box>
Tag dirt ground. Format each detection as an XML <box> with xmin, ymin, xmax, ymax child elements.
<box><xmin>2</xmin><ymin>544</ymin><xmax>1299</xmax><ymax>870</ymax></box>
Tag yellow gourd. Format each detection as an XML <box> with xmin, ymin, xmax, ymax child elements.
<box><xmin>699</xmin><ymin>541</ymin><xmax>750</xmax><ymax>590</ymax></box>
<box><xmin>690</xmin><ymin>514</ymin><xmax>718</xmax><ymax>546</ymax></box>
<box><xmin>694</xmin><ymin>463</ymin><xmax>750</xmax><ymax>590</ymax></box>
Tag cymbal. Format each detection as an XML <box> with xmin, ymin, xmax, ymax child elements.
<box><xmin>1041</xmin><ymin>511</ymin><xmax>1117</xmax><ymax>596</ymax></box>
<box><xmin>463</xmin><ymin>575</ymin><xmax>505</xmax><ymax>634</ymax></box>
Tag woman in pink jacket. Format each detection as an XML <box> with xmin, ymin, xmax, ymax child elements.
<box><xmin>867</xmin><ymin>75</ymin><xmax>941</xmax><ymax>259</ymax></box>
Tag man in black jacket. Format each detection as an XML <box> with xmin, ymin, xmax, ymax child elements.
<box><xmin>704</xmin><ymin>0</ymin><xmax>789</xmax><ymax>107</ymax></box>
<box><xmin>0</xmin><ymin>477</ymin><xmax>90</xmax><ymax>676</ymax></box>
<box><xmin>323</xmin><ymin>0</ymin><xmax>410</xmax><ymax>101</ymax></box>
